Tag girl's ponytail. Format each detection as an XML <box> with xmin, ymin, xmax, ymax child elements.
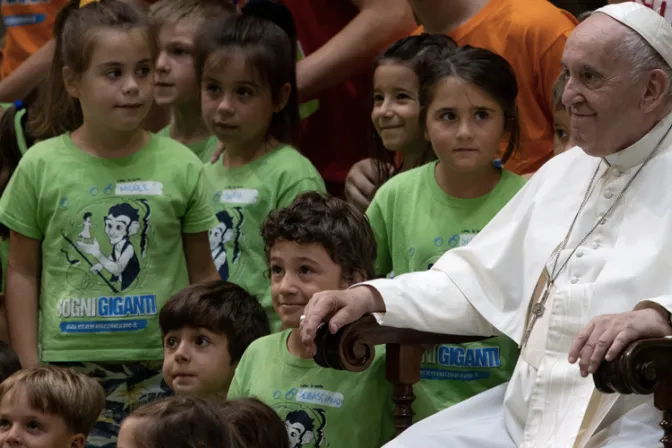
<box><xmin>0</xmin><ymin>88</ymin><xmax>39</xmax><ymax>239</ymax></box>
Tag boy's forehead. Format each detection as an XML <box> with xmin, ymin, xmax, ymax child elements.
<box><xmin>270</xmin><ymin>240</ymin><xmax>333</xmax><ymax>262</ymax></box>
<box><xmin>158</xmin><ymin>17</ymin><xmax>201</xmax><ymax>44</ymax></box>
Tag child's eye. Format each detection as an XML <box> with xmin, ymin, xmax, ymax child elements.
<box><xmin>26</xmin><ymin>420</ymin><xmax>42</xmax><ymax>432</ymax></box>
<box><xmin>372</xmin><ymin>93</ymin><xmax>384</xmax><ymax>103</ymax></box>
<box><xmin>440</xmin><ymin>111</ymin><xmax>457</xmax><ymax>121</ymax></box>
<box><xmin>396</xmin><ymin>92</ymin><xmax>411</xmax><ymax>101</ymax></box>
<box><xmin>270</xmin><ymin>265</ymin><xmax>283</xmax><ymax>276</ymax></box>
<box><xmin>205</xmin><ymin>83</ymin><xmax>221</xmax><ymax>95</ymax></box>
<box><xmin>236</xmin><ymin>87</ymin><xmax>254</xmax><ymax>98</ymax></box>
<box><xmin>195</xmin><ymin>336</ymin><xmax>210</xmax><ymax>347</ymax></box>
<box><xmin>106</xmin><ymin>69</ymin><xmax>122</xmax><ymax>80</ymax></box>
<box><xmin>299</xmin><ymin>265</ymin><xmax>313</xmax><ymax>275</ymax></box>
<box><xmin>136</xmin><ymin>66</ymin><xmax>151</xmax><ymax>77</ymax></box>
<box><xmin>474</xmin><ymin>110</ymin><xmax>490</xmax><ymax>120</ymax></box>
<box><xmin>170</xmin><ymin>47</ymin><xmax>188</xmax><ymax>56</ymax></box>
<box><xmin>0</xmin><ymin>418</ymin><xmax>10</xmax><ymax>428</ymax></box>
<box><xmin>555</xmin><ymin>127</ymin><xmax>569</xmax><ymax>140</ymax></box>
<box><xmin>164</xmin><ymin>336</ymin><xmax>178</xmax><ymax>349</ymax></box>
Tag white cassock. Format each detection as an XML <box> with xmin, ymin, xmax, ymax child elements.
<box><xmin>362</xmin><ymin>110</ymin><xmax>672</xmax><ymax>447</ymax></box>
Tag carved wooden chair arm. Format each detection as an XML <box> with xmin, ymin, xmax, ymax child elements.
<box><xmin>313</xmin><ymin>314</ymin><xmax>489</xmax><ymax>435</ymax></box>
<box><xmin>313</xmin><ymin>314</ymin><xmax>488</xmax><ymax>371</ymax></box>
<box><xmin>593</xmin><ymin>337</ymin><xmax>672</xmax><ymax>447</ymax></box>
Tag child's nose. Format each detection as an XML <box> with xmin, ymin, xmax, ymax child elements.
<box><xmin>156</xmin><ymin>52</ymin><xmax>170</xmax><ymax>73</ymax></box>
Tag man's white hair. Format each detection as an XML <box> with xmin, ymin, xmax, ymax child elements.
<box><xmin>581</xmin><ymin>10</ymin><xmax>672</xmax><ymax>101</ymax></box>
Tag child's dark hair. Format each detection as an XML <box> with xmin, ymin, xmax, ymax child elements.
<box><xmin>262</xmin><ymin>191</ymin><xmax>377</xmax><ymax>283</ymax></box>
<box><xmin>552</xmin><ymin>71</ymin><xmax>567</xmax><ymax>111</ymax></box>
<box><xmin>220</xmin><ymin>398</ymin><xmax>289</xmax><ymax>448</ymax></box>
<box><xmin>29</xmin><ymin>0</ymin><xmax>152</xmax><ymax>140</ymax></box>
<box><xmin>371</xmin><ymin>34</ymin><xmax>458</xmax><ymax>187</ymax></box>
<box><xmin>128</xmin><ymin>396</ymin><xmax>242</xmax><ymax>448</ymax></box>
<box><xmin>241</xmin><ymin>0</ymin><xmax>297</xmax><ymax>64</ymax></box>
<box><xmin>0</xmin><ymin>341</ymin><xmax>20</xmax><ymax>383</ymax></box>
<box><xmin>195</xmin><ymin>14</ymin><xmax>299</xmax><ymax>146</ymax></box>
<box><xmin>419</xmin><ymin>45</ymin><xmax>520</xmax><ymax>164</ymax></box>
<box><xmin>159</xmin><ymin>280</ymin><xmax>270</xmax><ymax>365</ymax></box>
<box><xmin>0</xmin><ymin>87</ymin><xmax>39</xmax><ymax>239</ymax></box>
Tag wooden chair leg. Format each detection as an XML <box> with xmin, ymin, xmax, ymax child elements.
<box><xmin>386</xmin><ymin>344</ymin><xmax>424</xmax><ymax>436</ymax></box>
<box><xmin>656</xmin><ymin>376</ymin><xmax>672</xmax><ymax>448</ymax></box>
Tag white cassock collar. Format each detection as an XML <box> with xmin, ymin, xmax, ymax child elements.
<box><xmin>601</xmin><ymin>110</ymin><xmax>672</xmax><ymax>171</ymax></box>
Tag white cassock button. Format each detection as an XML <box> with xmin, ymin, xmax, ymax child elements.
<box><xmin>604</xmin><ymin>191</ymin><xmax>613</xmax><ymax>199</ymax></box>
<box><xmin>612</xmin><ymin>168</ymin><xmax>622</xmax><ymax>177</ymax></box>
<box><xmin>576</xmin><ymin>250</ymin><xmax>584</xmax><ymax>258</ymax></box>
<box><xmin>598</xmin><ymin>215</ymin><xmax>607</xmax><ymax>225</ymax></box>
<box><xmin>571</xmin><ymin>276</ymin><xmax>579</xmax><ymax>284</ymax></box>
<box><xmin>592</xmin><ymin>241</ymin><xmax>600</xmax><ymax>249</ymax></box>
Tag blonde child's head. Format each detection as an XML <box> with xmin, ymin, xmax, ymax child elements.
<box><xmin>118</xmin><ymin>396</ymin><xmax>242</xmax><ymax>448</ymax></box>
<box><xmin>552</xmin><ymin>72</ymin><xmax>572</xmax><ymax>155</ymax></box>
<box><xmin>149</xmin><ymin>0</ymin><xmax>235</xmax><ymax>108</ymax></box>
<box><xmin>0</xmin><ymin>366</ymin><xmax>104</xmax><ymax>448</ymax></box>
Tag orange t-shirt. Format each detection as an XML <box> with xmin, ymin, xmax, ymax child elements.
<box><xmin>1</xmin><ymin>1</ymin><xmax>67</xmax><ymax>78</ymax></box>
<box><xmin>415</xmin><ymin>0</ymin><xmax>577</xmax><ymax>175</ymax></box>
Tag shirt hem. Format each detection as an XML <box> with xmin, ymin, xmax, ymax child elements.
<box><xmin>41</xmin><ymin>348</ymin><xmax>164</xmax><ymax>363</ymax></box>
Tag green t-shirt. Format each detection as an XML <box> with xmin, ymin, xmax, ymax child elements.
<box><xmin>229</xmin><ymin>329</ymin><xmax>394</xmax><ymax>448</ymax></box>
<box><xmin>0</xmin><ymin>134</ymin><xmax>218</xmax><ymax>362</ymax></box>
<box><xmin>204</xmin><ymin>145</ymin><xmax>325</xmax><ymax>332</ymax></box>
<box><xmin>157</xmin><ymin>126</ymin><xmax>219</xmax><ymax>164</ymax></box>
<box><xmin>366</xmin><ymin>161</ymin><xmax>527</xmax><ymax>422</ymax></box>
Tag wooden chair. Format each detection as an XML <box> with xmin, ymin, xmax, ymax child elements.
<box><xmin>312</xmin><ymin>315</ymin><xmax>487</xmax><ymax>435</ymax></box>
<box><xmin>314</xmin><ymin>315</ymin><xmax>672</xmax><ymax>445</ymax></box>
<box><xmin>594</xmin><ymin>336</ymin><xmax>672</xmax><ymax>447</ymax></box>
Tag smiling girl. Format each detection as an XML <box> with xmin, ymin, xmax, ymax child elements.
<box><xmin>366</xmin><ymin>45</ymin><xmax>527</xmax><ymax>421</ymax></box>
<box><xmin>0</xmin><ymin>1</ymin><xmax>218</xmax><ymax>445</ymax></box>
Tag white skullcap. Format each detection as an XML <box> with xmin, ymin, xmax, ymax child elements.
<box><xmin>596</xmin><ymin>2</ymin><xmax>672</xmax><ymax>69</ymax></box>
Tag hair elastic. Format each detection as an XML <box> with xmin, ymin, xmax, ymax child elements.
<box><xmin>493</xmin><ymin>159</ymin><xmax>503</xmax><ymax>169</ymax></box>
<box><xmin>13</xmin><ymin>100</ymin><xmax>24</xmax><ymax>111</ymax></box>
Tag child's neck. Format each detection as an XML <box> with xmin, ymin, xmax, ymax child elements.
<box><xmin>288</xmin><ymin>328</ymin><xmax>314</xmax><ymax>359</ymax></box>
<box><xmin>170</xmin><ymin>103</ymin><xmax>211</xmax><ymax>145</ymax></box>
<box><xmin>435</xmin><ymin>160</ymin><xmax>501</xmax><ymax>199</ymax></box>
<box><xmin>414</xmin><ymin>0</ymin><xmax>490</xmax><ymax>34</ymax></box>
<box><xmin>399</xmin><ymin>145</ymin><xmax>430</xmax><ymax>173</ymax></box>
<box><xmin>222</xmin><ymin>137</ymin><xmax>277</xmax><ymax>169</ymax></box>
<box><xmin>72</xmin><ymin>122</ymin><xmax>149</xmax><ymax>158</ymax></box>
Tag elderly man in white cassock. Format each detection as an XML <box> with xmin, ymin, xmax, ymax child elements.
<box><xmin>300</xmin><ymin>2</ymin><xmax>672</xmax><ymax>447</ymax></box>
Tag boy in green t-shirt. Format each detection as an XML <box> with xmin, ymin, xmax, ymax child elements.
<box><xmin>148</xmin><ymin>0</ymin><xmax>235</xmax><ymax>163</ymax></box>
<box><xmin>228</xmin><ymin>192</ymin><xmax>393</xmax><ymax>448</ymax></box>
<box><xmin>159</xmin><ymin>280</ymin><xmax>270</xmax><ymax>398</ymax></box>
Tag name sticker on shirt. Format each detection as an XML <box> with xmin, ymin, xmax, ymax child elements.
<box><xmin>220</xmin><ymin>188</ymin><xmax>259</xmax><ymax>204</ymax></box>
<box><xmin>296</xmin><ymin>388</ymin><xmax>344</xmax><ymax>408</ymax></box>
<box><xmin>116</xmin><ymin>181</ymin><xmax>164</xmax><ymax>196</ymax></box>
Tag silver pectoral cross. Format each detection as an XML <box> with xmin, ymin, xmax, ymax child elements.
<box><xmin>521</xmin><ymin>282</ymin><xmax>552</xmax><ymax>347</ymax></box>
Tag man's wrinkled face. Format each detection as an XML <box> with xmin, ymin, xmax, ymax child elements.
<box><xmin>561</xmin><ymin>13</ymin><xmax>651</xmax><ymax>157</ymax></box>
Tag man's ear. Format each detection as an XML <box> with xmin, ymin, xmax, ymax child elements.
<box><xmin>63</xmin><ymin>66</ymin><xmax>81</xmax><ymax>99</ymax></box>
<box><xmin>70</xmin><ymin>433</ymin><xmax>86</xmax><ymax>448</ymax></box>
<box><xmin>641</xmin><ymin>68</ymin><xmax>669</xmax><ymax>113</ymax></box>
<box><xmin>273</xmin><ymin>82</ymin><xmax>292</xmax><ymax>113</ymax></box>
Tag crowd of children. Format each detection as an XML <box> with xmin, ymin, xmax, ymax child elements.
<box><xmin>0</xmin><ymin>0</ymin><xmax>584</xmax><ymax>446</ymax></box>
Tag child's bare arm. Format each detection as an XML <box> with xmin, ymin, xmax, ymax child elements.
<box><xmin>183</xmin><ymin>232</ymin><xmax>219</xmax><ymax>284</ymax></box>
<box><xmin>6</xmin><ymin>231</ymin><xmax>41</xmax><ymax>369</ymax></box>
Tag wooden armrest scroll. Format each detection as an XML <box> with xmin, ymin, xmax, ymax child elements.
<box><xmin>593</xmin><ymin>337</ymin><xmax>672</xmax><ymax>447</ymax></box>
<box><xmin>313</xmin><ymin>315</ymin><xmax>489</xmax><ymax>435</ymax></box>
